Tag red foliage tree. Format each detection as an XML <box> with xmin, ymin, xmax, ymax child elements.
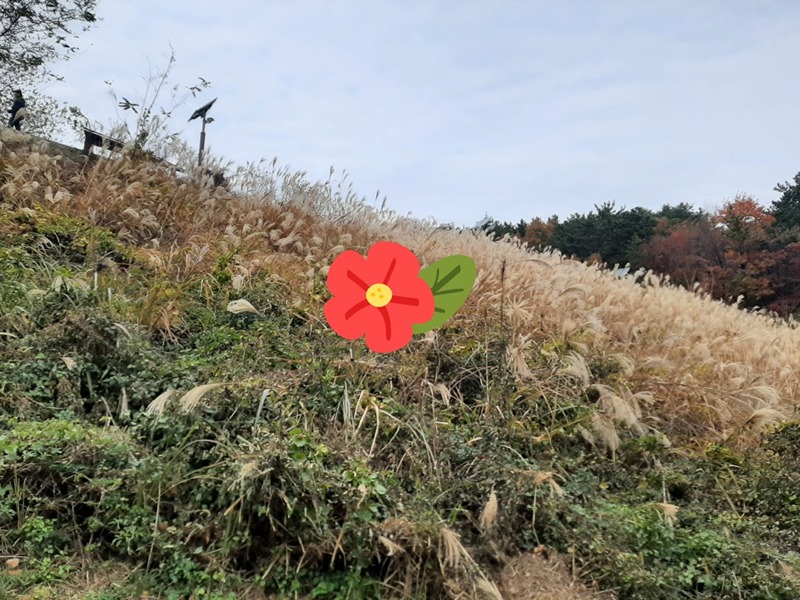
<box><xmin>714</xmin><ymin>195</ymin><xmax>776</xmax><ymax>253</ymax></box>
<box><xmin>642</xmin><ymin>218</ymin><xmax>726</xmax><ymax>291</ymax></box>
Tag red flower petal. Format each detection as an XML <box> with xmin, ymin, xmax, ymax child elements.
<box><xmin>365</xmin><ymin>306</ymin><xmax>414</xmax><ymax>353</ymax></box>
<box><xmin>324</xmin><ymin>294</ymin><xmax>371</xmax><ymax>340</ymax></box>
<box><xmin>383</xmin><ymin>277</ymin><xmax>434</xmax><ymax>328</ymax></box>
<box><xmin>325</xmin><ymin>241</ymin><xmax>436</xmax><ymax>353</ymax></box>
<box><xmin>366</xmin><ymin>242</ymin><xmax>424</xmax><ymax>286</ymax></box>
<box><xmin>326</xmin><ymin>250</ymin><xmax>371</xmax><ymax>297</ymax></box>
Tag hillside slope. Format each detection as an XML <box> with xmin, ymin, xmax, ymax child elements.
<box><xmin>2</xmin><ymin>132</ymin><xmax>800</xmax><ymax>599</ymax></box>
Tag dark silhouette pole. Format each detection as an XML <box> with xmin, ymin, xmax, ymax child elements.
<box><xmin>188</xmin><ymin>97</ymin><xmax>217</xmax><ymax>166</ymax></box>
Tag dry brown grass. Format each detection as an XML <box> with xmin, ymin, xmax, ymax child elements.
<box><xmin>497</xmin><ymin>552</ymin><xmax>615</xmax><ymax>600</ymax></box>
<box><xmin>3</xmin><ymin>135</ymin><xmax>799</xmax><ymax>445</ymax></box>
<box><xmin>394</xmin><ymin>226</ymin><xmax>800</xmax><ymax>442</ymax></box>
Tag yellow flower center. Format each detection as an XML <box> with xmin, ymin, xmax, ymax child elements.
<box><xmin>366</xmin><ymin>283</ymin><xmax>393</xmax><ymax>308</ymax></box>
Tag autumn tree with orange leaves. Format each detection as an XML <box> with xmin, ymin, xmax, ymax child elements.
<box><xmin>714</xmin><ymin>195</ymin><xmax>776</xmax><ymax>253</ymax></box>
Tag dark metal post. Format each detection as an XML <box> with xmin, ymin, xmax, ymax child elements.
<box><xmin>189</xmin><ymin>97</ymin><xmax>217</xmax><ymax>168</ymax></box>
<box><xmin>199</xmin><ymin>118</ymin><xmax>207</xmax><ymax>166</ymax></box>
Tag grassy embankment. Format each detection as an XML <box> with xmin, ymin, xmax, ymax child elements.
<box><xmin>2</xmin><ymin>131</ymin><xmax>800</xmax><ymax>599</ymax></box>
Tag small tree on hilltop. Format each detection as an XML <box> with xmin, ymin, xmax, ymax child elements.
<box><xmin>102</xmin><ymin>49</ymin><xmax>211</xmax><ymax>166</ymax></box>
<box><xmin>522</xmin><ymin>216</ymin><xmax>557</xmax><ymax>249</ymax></box>
<box><xmin>0</xmin><ymin>0</ymin><xmax>98</xmax><ymax>84</ymax></box>
<box><xmin>0</xmin><ymin>1</ymin><xmax>98</xmax><ymax>140</ymax></box>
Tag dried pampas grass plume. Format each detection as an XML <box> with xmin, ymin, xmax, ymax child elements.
<box><xmin>654</xmin><ymin>502</ymin><xmax>680</xmax><ymax>526</ymax></box>
<box><xmin>475</xmin><ymin>576</ymin><xmax>504</xmax><ymax>600</ymax></box>
<box><xmin>479</xmin><ymin>490</ymin><xmax>498</xmax><ymax>533</ymax></box>
<box><xmin>146</xmin><ymin>389</ymin><xmax>180</xmax><ymax>415</ymax></box>
<box><xmin>180</xmin><ymin>383</ymin><xmax>228</xmax><ymax>412</ymax></box>
<box><xmin>744</xmin><ymin>407</ymin><xmax>786</xmax><ymax>430</ymax></box>
<box><xmin>226</xmin><ymin>298</ymin><xmax>261</xmax><ymax>315</ymax></box>
<box><xmin>439</xmin><ymin>527</ymin><xmax>471</xmax><ymax>572</ymax></box>
<box><xmin>378</xmin><ymin>535</ymin><xmax>405</xmax><ymax>557</ymax></box>
<box><xmin>558</xmin><ymin>352</ymin><xmax>591</xmax><ymax>388</ymax></box>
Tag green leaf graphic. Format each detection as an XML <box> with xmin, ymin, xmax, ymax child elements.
<box><xmin>413</xmin><ymin>255</ymin><xmax>477</xmax><ymax>334</ymax></box>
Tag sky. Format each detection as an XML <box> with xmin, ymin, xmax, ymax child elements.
<box><xmin>39</xmin><ymin>0</ymin><xmax>800</xmax><ymax>227</ymax></box>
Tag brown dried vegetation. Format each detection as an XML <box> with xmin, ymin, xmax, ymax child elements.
<box><xmin>3</xmin><ymin>133</ymin><xmax>800</xmax><ymax>599</ymax></box>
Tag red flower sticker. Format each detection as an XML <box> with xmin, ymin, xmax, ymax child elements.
<box><xmin>324</xmin><ymin>241</ymin><xmax>435</xmax><ymax>353</ymax></box>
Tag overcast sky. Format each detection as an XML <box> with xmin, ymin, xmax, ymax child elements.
<box><xmin>43</xmin><ymin>0</ymin><xmax>800</xmax><ymax>227</ymax></box>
